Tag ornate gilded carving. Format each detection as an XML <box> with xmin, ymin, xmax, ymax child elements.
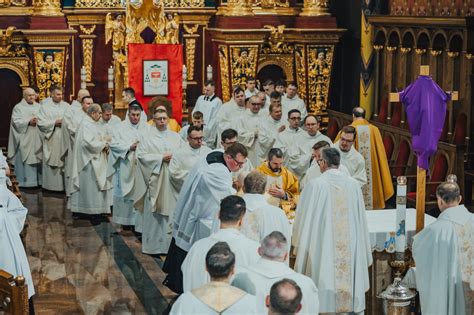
<box><xmin>300</xmin><ymin>0</ymin><xmax>330</xmax><ymax>16</ymax></box>
<box><xmin>261</xmin><ymin>25</ymin><xmax>294</xmax><ymax>54</ymax></box>
<box><xmin>75</xmin><ymin>0</ymin><xmax>120</xmax><ymax>7</ymax></box>
<box><xmin>294</xmin><ymin>45</ymin><xmax>307</xmax><ymax>105</ymax></box>
<box><xmin>400</xmin><ymin>47</ymin><xmax>411</xmax><ymax>54</ymax></box>
<box><xmin>185</xmin><ymin>38</ymin><xmax>196</xmax><ymax>80</ymax></box>
<box><xmin>80</xmin><ymin>25</ymin><xmax>96</xmax><ymax>82</ymax></box>
<box><xmin>223</xmin><ymin>0</ymin><xmax>254</xmax><ymax>16</ymax></box>
<box><xmin>253</xmin><ymin>0</ymin><xmax>289</xmax><ymax>8</ymax></box>
<box><xmin>0</xmin><ymin>58</ymin><xmax>31</xmax><ymax>86</ymax></box>
<box><xmin>218</xmin><ymin>45</ymin><xmax>231</xmax><ymax>102</ymax></box>
<box><xmin>163</xmin><ymin>0</ymin><xmax>179</xmax><ymax>7</ymax></box>
<box><xmin>183</xmin><ymin>24</ymin><xmax>199</xmax><ymax>35</ymax></box>
<box><xmin>34</xmin><ymin>49</ymin><xmax>65</xmax><ymax>99</ymax></box>
<box><xmin>32</xmin><ymin>0</ymin><xmax>62</xmax><ymax>16</ymax></box>
<box><xmin>230</xmin><ymin>46</ymin><xmax>258</xmax><ymax>88</ymax></box>
<box><xmin>0</xmin><ymin>0</ymin><xmax>26</xmax><ymax>7</ymax></box>
<box><xmin>430</xmin><ymin>49</ymin><xmax>442</xmax><ymax>57</ymax></box>
<box><xmin>164</xmin><ymin>13</ymin><xmax>180</xmax><ymax>44</ymax></box>
<box><xmin>179</xmin><ymin>0</ymin><xmax>204</xmax><ymax>7</ymax></box>
<box><xmin>307</xmin><ymin>46</ymin><xmax>333</xmax><ymax>114</ymax></box>
<box><xmin>0</xmin><ymin>27</ymin><xmax>27</xmax><ymax>57</ymax></box>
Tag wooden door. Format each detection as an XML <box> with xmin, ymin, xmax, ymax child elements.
<box><xmin>0</xmin><ymin>69</ymin><xmax>22</xmax><ymax>148</ymax></box>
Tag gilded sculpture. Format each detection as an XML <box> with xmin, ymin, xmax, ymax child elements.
<box><xmin>105</xmin><ymin>13</ymin><xmax>126</xmax><ymax>56</ymax></box>
<box><xmin>164</xmin><ymin>13</ymin><xmax>180</xmax><ymax>44</ymax></box>
<box><xmin>231</xmin><ymin>47</ymin><xmax>258</xmax><ymax>87</ymax></box>
<box><xmin>35</xmin><ymin>50</ymin><xmax>64</xmax><ymax>99</ymax></box>
<box><xmin>307</xmin><ymin>47</ymin><xmax>333</xmax><ymax>113</ymax></box>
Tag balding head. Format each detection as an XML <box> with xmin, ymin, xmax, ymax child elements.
<box><xmin>77</xmin><ymin>89</ymin><xmax>90</xmax><ymax>102</ymax></box>
<box><xmin>23</xmin><ymin>88</ymin><xmax>36</xmax><ymax>104</ymax></box>
<box><xmin>267</xmin><ymin>279</ymin><xmax>302</xmax><ymax>315</ymax></box>
<box><xmin>259</xmin><ymin>231</ymin><xmax>288</xmax><ymax>262</ymax></box>
<box><xmin>352</xmin><ymin>107</ymin><xmax>366</xmax><ymax>120</ymax></box>
<box><xmin>436</xmin><ymin>182</ymin><xmax>462</xmax><ymax>211</ymax></box>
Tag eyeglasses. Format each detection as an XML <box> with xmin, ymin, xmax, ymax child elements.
<box><xmin>316</xmin><ymin>159</ymin><xmax>324</xmax><ymax>166</ymax></box>
<box><xmin>189</xmin><ymin>136</ymin><xmax>203</xmax><ymax>141</ymax></box>
<box><xmin>231</xmin><ymin>156</ymin><xmax>246</xmax><ymax>168</ymax></box>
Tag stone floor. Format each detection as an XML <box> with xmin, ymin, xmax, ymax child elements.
<box><xmin>21</xmin><ymin>188</ymin><xmax>177</xmax><ymax>315</ymax></box>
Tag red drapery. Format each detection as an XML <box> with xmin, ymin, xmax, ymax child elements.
<box><xmin>128</xmin><ymin>43</ymin><xmax>183</xmax><ymax>124</ymax></box>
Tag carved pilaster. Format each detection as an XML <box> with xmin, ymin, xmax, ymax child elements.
<box><xmin>300</xmin><ymin>0</ymin><xmax>330</xmax><ymax>17</ymax></box>
<box><xmin>32</xmin><ymin>0</ymin><xmax>62</xmax><ymax>16</ymax></box>
<box><xmin>307</xmin><ymin>45</ymin><xmax>334</xmax><ymax>115</ymax></box>
<box><xmin>294</xmin><ymin>45</ymin><xmax>307</xmax><ymax>105</ymax></box>
<box><xmin>218</xmin><ymin>45</ymin><xmax>231</xmax><ymax>102</ymax></box>
<box><xmin>183</xmin><ymin>24</ymin><xmax>199</xmax><ymax>82</ymax></box>
<box><xmin>79</xmin><ymin>25</ymin><xmax>96</xmax><ymax>84</ymax></box>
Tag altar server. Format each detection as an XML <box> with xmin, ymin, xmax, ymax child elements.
<box><xmin>293</xmin><ymin>147</ymin><xmax>372</xmax><ymax>314</ymax></box>
<box><xmin>258</xmin><ymin>96</ymin><xmax>286</xmax><ymax>162</ymax></box>
<box><xmin>133</xmin><ymin>108</ymin><xmax>184</xmax><ymax>254</ymax></box>
<box><xmin>274</xmin><ymin>109</ymin><xmax>304</xmax><ymax>165</ymax></box>
<box><xmin>215</xmin><ymin>87</ymin><xmax>247</xmax><ymax>148</ymax></box>
<box><xmin>171</xmin><ymin>242</ymin><xmax>258</xmax><ymax>315</ymax></box>
<box><xmin>281</xmin><ymin>82</ymin><xmax>307</xmax><ymax>120</ymax></box>
<box><xmin>335</xmin><ymin>125</ymin><xmax>367</xmax><ymax>186</ymax></box>
<box><xmin>192</xmin><ymin>80</ymin><xmax>222</xmax><ymax>148</ymax></box>
<box><xmin>70</xmin><ymin>104</ymin><xmax>112</xmax><ymax>215</ymax></box>
<box><xmin>232</xmin><ymin>231</ymin><xmax>319</xmax><ymax>314</ymax></box>
<box><xmin>37</xmin><ymin>85</ymin><xmax>69</xmax><ymax>191</ymax></box>
<box><xmin>181</xmin><ymin>196</ymin><xmax>259</xmax><ymax>292</ymax></box>
<box><xmin>8</xmin><ymin>88</ymin><xmax>42</xmax><ymax>187</ymax></box>
<box><xmin>413</xmin><ymin>182</ymin><xmax>474</xmax><ymax>315</ymax></box>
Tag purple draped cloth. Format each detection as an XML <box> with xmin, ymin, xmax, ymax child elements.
<box><xmin>399</xmin><ymin>75</ymin><xmax>449</xmax><ymax>170</ymax></box>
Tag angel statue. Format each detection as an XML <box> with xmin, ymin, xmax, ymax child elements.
<box><xmin>165</xmin><ymin>13</ymin><xmax>179</xmax><ymax>44</ymax></box>
<box><xmin>232</xmin><ymin>48</ymin><xmax>256</xmax><ymax>86</ymax></box>
<box><xmin>105</xmin><ymin>13</ymin><xmax>126</xmax><ymax>56</ymax></box>
<box><xmin>35</xmin><ymin>51</ymin><xmax>63</xmax><ymax>99</ymax></box>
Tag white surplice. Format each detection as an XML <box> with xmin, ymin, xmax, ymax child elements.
<box><xmin>232</xmin><ymin>258</ymin><xmax>319</xmax><ymax>315</ymax></box>
<box><xmin>98</xmin><ymin>115</ymin><xmax>122</xmax><ymax>137</ymax></box>
<box><xmin>274</xmin><ymin>127</ymin><xmax>305</xmax><ymax>161</ymax></box>
<box><xmin>292</xmin><ymin>168</ymin><xmax>372</xmax><ymax>313</ymax></box>
<box><xmin>169</xmin><ymin>144</ymin><xmax>211</xmax><ymax>193</ymax></box>
<box><xmin>192</xmin><ymin>94</ymin><xmax>222</xmax><ymax>149</ymax></box>
<box><xmin>289</xmin><ymin>131</ymin><xmax>333</xmax><ymax>178</ymax></box>
<box><xmin>171</xmin><ymin>281</ymin><xmax>258</xmax><ymax>315</ymax></box>
<box><xmin>182</xmin><ymin>228</ymin><xmax>260</xmax><ymax>292</ymax></box>
<box><xmin>108</xmin><ymin>120</ymin><xmax>148</xmax><ymax>225</ymax></box>
<box><xmin>37</xmin><ymin>98</ymin><xmax>69</xmax><ymax>191</ymax></box>
<box><xmin>235</xmin><ymin>110</ymin><xmax>265</xmax><ymax>167</ymax></box>
<box><xmin>413</xmin><ymin>205</ymin><xmax>474</xmax><ymax>315</ymax></box>
<box><xmin>215</xmin><ymin>99</ymin><xmax>246</xmax><ymax>149</ymax></box>
<box><xmin>335</xmin><ymin>142</ymin><xmax>367</xmax><ymax>186</ymax></box>
<box><xmin>0</xmin><ymin>180</ymin><xmax>35</xmax><ymax>298</ymax></box>
<box><xmin>133</xmin><ymin>127</ymin><xmax>184</xmax><ymax>254</ymax></box>
<box><xmin>281</xmin><ymin>94</ymin><xmax>307</xmax><ymax>119</ymax></box>
<box><xmin>301</xmin><ymin>162</ymin><xmax>350</xmax><ymax>191</ymax></box>
<box><xmin>240</xmin><ymin>193</ymin><xmax>291</xmax><ymax>244</ymax></box>
<box><xmin>258</xmin><ymin>116</ymin><xmax>286</xmax><ymax>162</ymax></box>
<box><xmin>172</xmin><ymin>150</ymin><xmax>235</xmax><ymax>252</ymax></box>
<box><xmin>70</xmin><ymin>116</ymin><xmax>112</xmax><ymax>214</ymax></box>
<box><xmin>7</xmin><ymin>99</ymin><xmax>43</xmax><ymax>187</ymax></box>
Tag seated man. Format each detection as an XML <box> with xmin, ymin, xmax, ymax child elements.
<box><xmin>182</xmin><ymin>195</ymin><xmax>259</xmax><ymax>292</ymax></box>
<box><xmin>171</xmin><ymin>242</ymin><xmax>257</xmax><ymax>314</ymax></box>
<box><xmin>256</xmin><ymin>148</ymin><xmax>299</xmax><ymax>207</ymax></box>
<box><xmin>266</xmin><ymin>279</ymin><xmax>303</xmax><ymax>315</ymax></box>
<box><xmin>232</xmin><ymin>231</ymin><xmax>318</xmax><ymax>314</ymax></box>
<box><xmin>240</xmin><ymin>171</ymin><xmax>291</xmax><ymax>244</ymax></box>
<box><xmin>0</xmin><ymin>170</ymin><xmax>35</xmax><ymax>302</ymax></box>
<box><xmin>413</xmin><ymin>181</ymin><xmax>474</xmax><ymax>315</ymax></box>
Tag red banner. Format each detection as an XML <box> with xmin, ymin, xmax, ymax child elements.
<box><xmin>128</xmin><ymin>43</ymin><xmax>183</xmax><ymax>124</ymax></box>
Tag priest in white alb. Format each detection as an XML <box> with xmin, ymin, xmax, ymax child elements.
<box><xmin>258</xmin><ymin>95</ymin><xmax>286</xmax><ymax>162</ymax></box>
<box><xmin>335</xmin><ymin>125</ymin><xmax>367</xmax><ymax>186</ymax></box>
<box><xmin>240</xmin><ymin>171</ymin><xmax>291</xmax><ymax>244</ymax></box>
<box><xmin>132</xmin><ymin>108</ymin><xmax>184</xmax><ymax>254</ymax></box>
<box><xmin>98</xmin><ymin>103</ymin><xmax>122</xmax><ymax>137</ymax></box>
<box><xmin>70</xmin><ymin>89</ymin><xmax>90</xmax><ymax>110</ymax></box>
<box><xmin>274</xmin><ymin>109</ymin><xmax>304</xmax><ymax>165</ymax></box>
<box><xmin>281</xmin><ymin>82</ymin><xmax>307</xmax><ymax>119</ymax></box>
<box><xmin>181</xmin><ymin>195</ymin><xmax>260</xmax><ymax>292</ymax></box>
<box><xmin>37</xmin><ymin>85</ymin><xmax>70</xmax><ymax>191</ymax></box>
<box><xmin>70</xmin><ymin>104</ymin><xmax>112</xmax><ymax>215</ymax></box>
<box><xmin>292</xmin><ymin>147</ymin><xmax>372</xmax><ymax>314</ymax></box>
<box><xmin>169</xmin><ymin>125</ymin><xmax>211</xmax><ymax>193</ymax></box>
<box><xmin>171</xmin><ymin>242</ymin><xmax>258</xmax><ymax>315</ymax></box>
<box><xmin>232</xmin><ymin>231</ymin><xmax>319</xmax><ymax>315</ymax></box>
<box><xmin>192</xmin><ymin>80</ymin><xmax>222</xmax><ymax>148</ymax></box>
<box><xmin>413</xmin><ymin>181</ymin><xmax>474</xmax><ymax>315</ymax></box>
<box><xmin>108</xmin><ymin>104</ymin><xmax>147</xmax><ymax>227</ymax></box>
<box><xmin>8</xmin><ymin>88</ymin><xmax>43</xmax><ymax>187</ymax></box>
<box><xmin>215</xmin><ymin>87</ymin><xmax>247</xmax><ymax>148</ymax></box>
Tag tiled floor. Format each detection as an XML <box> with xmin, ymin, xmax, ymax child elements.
<box><xmin>21</xmin><ymin>188</ymin><xmax>177</xmax><ymax>315</ymax></box>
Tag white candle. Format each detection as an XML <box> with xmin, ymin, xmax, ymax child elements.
<box><xmin>182</xmin><ymin>65</ymin><xmax>187</xmax><ymax>89</ymax></box>
<box><xmin>108</xmin><ymin>66</ymin><xmax>114</xmax><ymax>89</ymax></box>
<box><xmin>395</xmin><ymin>176</ymin><xmax>407</xmax><ymax>254</ymax></box>
<box><xmin>206</xmin><ymin>64</ymin><xmax>213</xmax><ymax>81</ymax></box>
<box><xmin>80</xmin><ymin>66</ymin><xmax>87</xmax><ymax>89</ymax></box>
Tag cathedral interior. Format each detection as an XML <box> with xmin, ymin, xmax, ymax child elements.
<box><xmin>1</xmin><ymin>0</ymin><xmax>474</xmax><ymax>314</ymax></box>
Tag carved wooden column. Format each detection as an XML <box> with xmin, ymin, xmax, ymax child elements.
<box><xmin>300</xmin><ymin>0</ymin><xmax>330</xmax><ymax>16</ymax></box>
<box><xmin>79</xmin><ymin>25</ymin><xmax>96</xmax><ymax>86</ymax></box>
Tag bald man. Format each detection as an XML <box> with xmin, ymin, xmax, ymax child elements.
<box><xmin>8</xmin><ymin>88</ymin><xmax>43</xmax><ymax>187</ymax></box>
<box><xmin>70</xmin><ymin>89</ymin><xmax>90</xmax><ymax>111</ymax></box>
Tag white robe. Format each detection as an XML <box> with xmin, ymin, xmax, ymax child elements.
<box><xmin>292</xmin><ymin>168</ymin><xmax>372</xmax><ymax>313</ymax></box>
<box><xmin>172</xmin><ymin>151</ymin><xmax>234</xmax><ymax>251</ymax></box>
<box><xmin>37</xmin><ymin>98</ymin><xmax>69</xmax><ymax>191</ymax></box>
<box><xmin>7</xmin><ymin>99</ymin><xmax>42</xmax><ymax>187</ymax></box>
<box><xmin>301</xmin><ymin>162</ymin><xmax>350</xmax><ymax>191</ymax></box>
<box><xmin>232</xmin><ymin>258</ymin><xmax>319</xmax><ymax>315</ymax></box>
<box><xmin>240</xmin><ymin>193</ymin><xmax>291</xmax><ymax>244</ymax></box>
<box><xmin>413</xmin><ymin>205</ymin><xmax>474</xmax><ymax>315</ymax></box>
<box><xmin>245</xmin><ymin>88</ymin><xmax>259</xmax><ymax>98</ymax></box>
<box><xmin>98</xmin><ymin>115</ymin><xmax>122</xmax><ymax>137</ymax></box>
<box><xmin>192</xmin><ymin>94</ymin><xmax>222</xmax><ymax>148</ymax></box>
<box><xmin>335</xmin><ymin>142</ymin><xmax>368</xmax><ymax>186</ymax></box>
<box><xmin>70</xmin><ymin>116</ymin><xmax>112</xmax><ymax>214</ymax></box>
<box><xmin>235</xmin><ymin>110</ymin><xmax>265</xmax><ymax>167</ymax></box>
<box><xmin>274</xmin><ymin>127</ymin><xmax>305</xmax><ymax>169</ymax></box>
<box><xmin>171</xmin><ymin>282</ymin><xmax>258</xmax><ymax>315</ymax></box>
<box><xmin>169</xmin><ymin>144</ymin><xmax>211</xmax><ymax>193</ymax></box>
<box><xmin>258</xmin><ymin>116</ymin><xmax>286</xmax><ymax>162</ymax></box>
<box><xmin>182</xmin><ymin>228</ymin><xmax>260</xmax><ymax>292</ymax></box>
<box><xmin>281</xmin><ymin>94</ymin><xmax>307</xmax><ymax>119</ymax></box>
<box><xmin>289</xmin><ymin>131</ymin><xmax>333</xmax><ymax>178</ymax></box>
<box><xmin>0</xmin><ymin>182</ymin><xmax>35</xmax><ymax>298</ymax></box>
<box><xmin>215</xmin><ymin>99</ymin><xmax>246</xmax><ymax>149</ymax></box>
<box><xmin>108</xmin><ymin>120</ymin><xmax>148</xmax><ymax>225</ymax></box>
<box><xmin>133</xmin><ymin>128</ymin><xmax>184</xmax><ymax>254</ymax></box>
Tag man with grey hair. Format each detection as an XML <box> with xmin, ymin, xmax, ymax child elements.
<box><xmin>8</xmin><ymin>87</ymin><xmax>43</xmax><ymax>187</ymax></box>
<box><xmin>240</xmin><ymin>171</ymin><xmax>291</xmax><ymax>243</ymax></box>
<box><xmin>266</xmin><ymin>279</ymin><xmax>303</xmax><ymax>315</ymax></box>
<box><xmin>232</xmin><ymin>231</ymin><xmax>318</xmax><ymax>314</ymax></box>
<box><xmin>412</xmin><ymin>181</ymin><xmax>474</xmax><ymax>314</ymax></box>
<box><xmin>292</xmin><ymin>147</ymin><xmax>371</xmax><ymax>314</ymax></box>
<box><xmin>70</xmin><ymin>103</ymin><xmax>112</xmax><ymax>215</ymax></box>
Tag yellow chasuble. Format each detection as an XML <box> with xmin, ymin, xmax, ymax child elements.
<box><xmin>336</xmin><ymin>119</ymin><xmax>394</xmax><ymax>209</ymax></box>
<box><xmin>147</xmin><ymin>118</ymin><xmax>182</xmax><ymax>132</ymax></box>
<box><xmin>256</xmin><ymin>161</ymin><xmax>300</xmax><ymax>203</ymax></box>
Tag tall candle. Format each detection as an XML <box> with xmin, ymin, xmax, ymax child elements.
<box><xmin>395</xmin><ymin>176</ymin><xmax>407</xmax><ymax>255</ymax></box>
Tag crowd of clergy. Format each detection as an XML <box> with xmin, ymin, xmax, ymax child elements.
<box><xmin>2</xmin><ymin>78</ymin><xmax>473</xmax><ymax>314</ymax></box>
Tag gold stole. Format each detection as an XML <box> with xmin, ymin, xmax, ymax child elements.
<box><xmin>356</xmin><ymin>125</ymin><xmax>373</xmax><ymax>209</ymax></box>
<box><xmin>454</xmin><ymin>221</ymin><xmax>474</xmax><ymax>313</ymax></box>
<box><xmin>331</xmin><ymin>185</ymin><xmax>353</xmax><ymax>312</ymax></box>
